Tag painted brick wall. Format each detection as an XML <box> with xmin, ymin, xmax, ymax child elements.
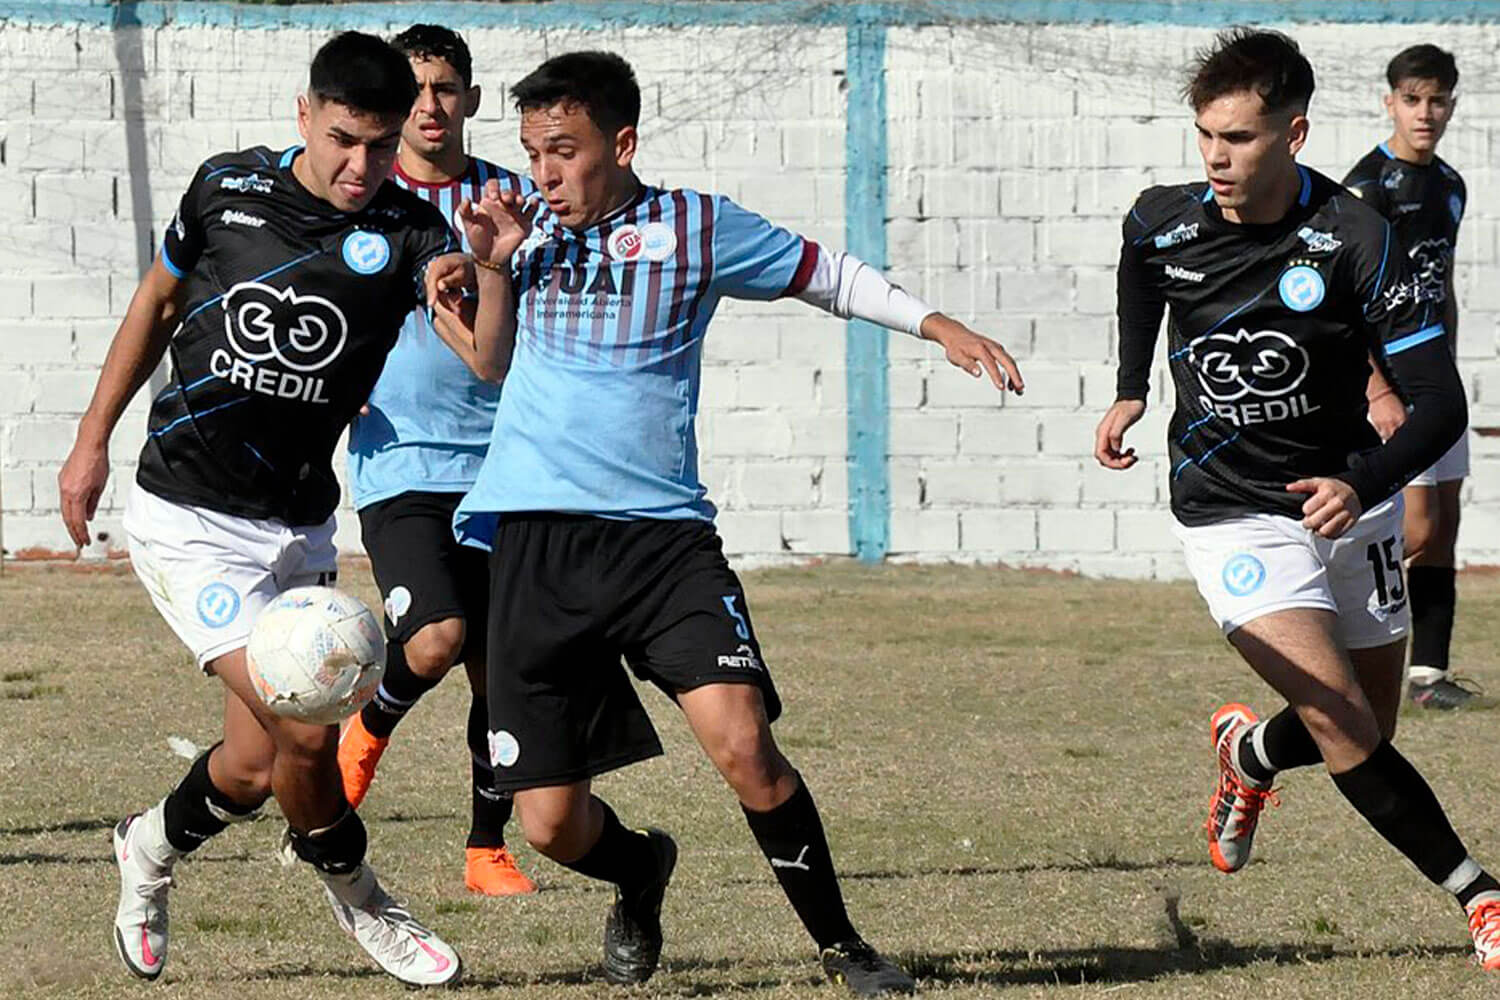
<box><xmin>2</xmin><ymin>15</ymin><xmax>1497</xmax><ymax>574</ymax></box>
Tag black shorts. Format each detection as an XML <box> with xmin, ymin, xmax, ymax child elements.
<box><xmin>359</xmin><ymin>491</ymin><xmax>488</xmax><ymax>654</ymax></box>
<box><xmin>484</xmin><ymin>515</ymin><xmax>781</xmax><ymax>792</ymax></box>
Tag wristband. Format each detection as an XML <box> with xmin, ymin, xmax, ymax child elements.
<box><xmin>472</xmin><ymin>255</ymin><xmax>507</xmax><ymax>273</ymax></box>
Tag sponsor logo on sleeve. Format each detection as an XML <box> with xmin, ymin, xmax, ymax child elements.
<box><xmin>1153</xmin><ymin>222</ymin><xmax>1200</xmax><ymax>249</ymax></box>
<box><xmin>1165</xmin><ymin>264</ymin><xmax>1205</xmax><ymax>283</ymax></box>
<box><xmin>219</xmin><ymin>173</ymin><xmax>273</xmax><ymax>194</ymax></box>
<box><xmin>1295</xmin><ymin>227</ymin><xmax>1341</xmax><ymax>254</ymax></box>
<box><xmin>221</xmin><ymin>209</ymin><xmax>266</xmax><ymax>229</ymax></box>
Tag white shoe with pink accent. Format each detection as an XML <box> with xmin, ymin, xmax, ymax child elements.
<box><xmin>320</xmin><ymin>864</ymin><xmax>462</xmax><ymax>987</ymax></box>
<box><xmin>112</xmin><ymin>809</ymin><xmax>176</xmax><ymax>980</ymax></box>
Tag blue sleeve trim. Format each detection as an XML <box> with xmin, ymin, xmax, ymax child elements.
<box><xmin>160</xmin><ymin>242</ymin><xmax>187</xmax><ymax>278</ymax></box>
<box><xmin>1385</xmin><ymin>322</ymin><xmax>1446</xmax><ymax>355</ymax></box>
<box><xmin>1367</xmin><ymin>223</ymin><xmax>1391</xmax><ymax>308</ymax></box>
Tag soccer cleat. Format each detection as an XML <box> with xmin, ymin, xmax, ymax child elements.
<box><xmin>112</xmin><ymin>813</ymin><xmax>173</xmax><ymax>981</ymax></box>
<box><xmin>337</xmin><ymin>712</ymin><xmax>390</xmax><ymax>809</ymax></box>
<box><xmin>1409</xmin><ymin>673</ymin><xmax>1483</xmax><ymax>710</ymax></box>
<box><xmin>321</xmin><ymin>864</ymin><xmax>462</xmax><ymax>987</ymax></box>
<box><xmin>820</xmin><ymin>939</ymin><xmax>916</xmax><ymax>996</ymax></box>
<box><xmin>601</xmin><ymin>828</ymin><xmax>677</xmax><ymax>984</ymax></box>
<box><xmin>1205</xmin><ymin>703</ymin><xmax>1279</xmax><ymax>874</ymax></box>
<box><xmin>464</xmin><ymin>845</ymin><xmax>537</xmax><ymax>896</ymax></box>
<box><xmin>1468</xmin><ymin>895</ymin><xmax>1500</xmax><ymax>970</ymax></box>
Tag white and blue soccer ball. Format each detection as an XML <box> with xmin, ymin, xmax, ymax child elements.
<box><xmin>246</xmin><ymin>586</ymin><xmax>385</xmax><ymax>725</ymax></box>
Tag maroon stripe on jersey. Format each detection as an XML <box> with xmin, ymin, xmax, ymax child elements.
<box><xmin>681</xmin><ymin>192</ymin><xmax>716</xmax><ymax>346</ymax></box>
<box><xmin>664</xmin><ymin>189</ymin><xmax>693</xmax><ymax>355</ymax></box>
<box><xmin>619</xmin><ymin>196</ymin><xmax>666</xmax><ymax>367</ymax></box>
<box><xmin>560</xmin><ymin>223</ymin><xmax>593</xmax><ymax>360</ymax></box>
<box><xmin>783</xmin><ymin>240</ymin><xmax>819</xmax><ymax>298</ymax></box>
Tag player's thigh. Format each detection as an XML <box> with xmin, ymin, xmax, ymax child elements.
<box><xmin>358</xmin><ymin>492</ymin><xmax>476</xmax><ymax>653</ymax></box>
<box><xmin>1324</xmin><ymin>497</ymin><xmax>1409</xmax><ymax>652</ymax></box>
<box><xmin>1402</xmin><ymin>484</ymin><xmax>1438</xmax><ymax>557</ymax></box>
<box><xmin>676</xmin><ymin>682</ymin><xmax>787</xmax><ymax>782</ymax></box>
<box><xmin>1173</xmin><ymin>511</ymin><xmax>1336</xmax><ymax>638</ymax></box>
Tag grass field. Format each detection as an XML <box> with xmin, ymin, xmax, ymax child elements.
<box><xmin>3</xmin><ymin>560</ymin><xmax>1500</xmax><ymax>999</ymax></box>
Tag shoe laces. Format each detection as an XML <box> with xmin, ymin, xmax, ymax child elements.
<box><xmin>1447</xmin><ymin>674</ymin><xmax>1485</xmax><ymax>696</ymax></box>
<box><xmin>1208</xmin><ymin>763</ymin><xmax>1280</xmax><ymax>839</ymax></box>
<box><xmin>1470</xmin><ymin>900</ymin><xmax>1500</xmax><ymax>951</ymax></box>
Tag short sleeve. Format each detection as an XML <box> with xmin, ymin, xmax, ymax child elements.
<box><xmin>405</xmin><ymin>203</ymin><xmax>460</xmax><ymax>308</ymax></box>
<box><xmin>161</xmin><ymin>162</ymin><xmax>212</xmax><ymax>278</ymax></box>
<box><xmin>710</xmin><ymin>196</ymin><xmax>817</xmax><ymax>301</ymax></box>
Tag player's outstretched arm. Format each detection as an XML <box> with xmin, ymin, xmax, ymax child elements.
<box><xmin>428</xmin><ymin>180</ymin><xmax>535</xmax><ymax>383</ymax></box>
<box><xmin>917</xmin><ymin>312</ymin><xmax>1024</xmax><ymax>392</ymax></box>
<box><xmin>58</xmin><ymin>256</ymin><xmax>184</xmax><ymax>548</ymax></box>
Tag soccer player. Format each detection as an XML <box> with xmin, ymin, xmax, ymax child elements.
<box><xmin>55</xmin><ymin>31</ymin><xmax>521</xmax><ymax>986</ymax></box>
<box><xmin>1093</xmin><ymin>29</ymin><xmax>1500</xmax><ymax>968</ymax></box>
<box><xmin>339</xmin><ymin>23</ymin><xmax>536</xmax><ymax>897</ymax></box>
<box><xmin>1343</xmin><ymin>45</ymin><xmax>1472</xmax><ymax>709</ymax></box>
<box><xmin>447</xmin><ymin>52</ymin><xmax>1022</xmax><ymax>996</ymax></box>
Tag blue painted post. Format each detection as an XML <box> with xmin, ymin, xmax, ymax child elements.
<box><xmin>844</xmin><ymin>9</ymin><xmax>890</xmax><ymax>563</ymax></box>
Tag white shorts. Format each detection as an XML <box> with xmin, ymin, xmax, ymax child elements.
<box><xmin>1408</xmin><ymin>430</ymin><xmax>1470</xmax><ymax>487</ymax></box>
<box><xmin>1173</xmin><ymin>497</ymin><xmax>1409</xmax><ymax>650</ymax></box>
<box><xmin>123</xmin><ymin>482</ymin><xmax>338</xmax><ymax>669</ymax></box>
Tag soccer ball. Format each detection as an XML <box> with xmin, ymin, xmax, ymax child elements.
<box><xmin>246</xmin><ymin>586</ymin><xmax>386</xmax><ymax>725</ymax></box>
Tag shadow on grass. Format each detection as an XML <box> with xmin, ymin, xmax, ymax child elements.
<box><xmin>0</xmin><ymin>817</ymin><xmax>118</xmax><ymax>837</ymax></box>
<box><xmin>726</xmin><ymin>856</ymin><xmax>1202</xmax><ymax>887</ymax></box>
<box><xmin>905</xmin><ymin>940</ymin><xmax>1474</xmax><ymax>988</ymax></box>
<box><xmin>0</xmin><ymin>850</ymin><xmax>252</xmax><ymax>866</ymax></box>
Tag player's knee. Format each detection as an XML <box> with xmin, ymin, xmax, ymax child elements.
<box><xmin>404</xmin><ymin>618</ymin><xmax>466</xmax><ymax>677</ymax></box>
<box><xmin>271</xmin><ymin>719</ymin><xmax>339</xmax><ymax>766</ymax></box>
<box><xmin>1298</xmin><ymin>695</ymin><xmax>1380</xmax><ymax>754</ymax></box>
<box><xmin>516</xmin><ymin>803</ymin><xmax>590</xmax><ymax>861</ymax></box>
<box><xmin>706</xmin><ymin>724</ymin><xmax>785</xmax><ymax>798</ymax></box>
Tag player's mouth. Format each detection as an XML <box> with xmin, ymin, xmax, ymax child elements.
<box><xmin>418</xmin><ymin>123</ymin><xmax>448</xmax><ymax>141</ymax></box>
<box><xmin>340</xmin><ymin>180</ymin><xmax>369</xmax><ymax>200</ymax></box>
<box><xmin>547</xmin><ymin>199</ymin><xmax>572</xmax><ymax>215</ymax></box>
<box><xmin>1208</xmin><ymin>177</ymin><xmax>1235</xmax><ymax>195</ymax></box>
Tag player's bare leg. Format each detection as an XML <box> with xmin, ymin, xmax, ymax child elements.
<box><xmin>678</xmin><ymin>683</ymin><xmax>913</xmax><ymax>996</ymax></box>
<box><xmin>1405</xmin><ymin>481</ymin><xmax>1475</xmax><ymax>707</ymax></box>
<box><xmin>514</xmin><ymin>782</ymin><xmax>675</xmax><ymax>984</ymax></box>
<box><xmin>1226</xmin><ymin>608</ymin><xmax>1500</xmax><ymax>963</ymax></box>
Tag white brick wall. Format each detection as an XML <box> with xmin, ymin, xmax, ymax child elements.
<box><xmin>3</xmin><ymin>16</ymin><xmax>1500</xmax><ymax>573</ymax></box>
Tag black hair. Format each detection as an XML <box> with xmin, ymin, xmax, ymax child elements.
<box><xmin>390</xmin><ymin>23</ymin><xmax>474</xmax><ymax>87</ymax></box>
<box><xmin>1386</xmin><ymin>44</ymin><xmax>1458</xmax><ymax>92</ymax></box>
<box><xmin>510</xmin><ymin>51</ymin><xmax>640</xmax><ymax>133</ymax></box>
<box><xmin>309</xmin><ymin>31</ymin><xmax>418</xmax><ymax>119</ymax></box>
<box><xmin>1184</xmin><ymin>28</ymin><xmax>1316</xmax><ymax>115</ymax></box>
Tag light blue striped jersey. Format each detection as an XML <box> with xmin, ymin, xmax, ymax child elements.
<box><xmin>454</xmin><ymin>186</ymin><xmax>817</xmax><ymax>549</ymax></box>
<box><xmin>347</xmin><ymin>157</ymin><xmax>535</xmax><ymax>509</ymax></box>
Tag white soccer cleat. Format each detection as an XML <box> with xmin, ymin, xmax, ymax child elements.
<box><xmin>112</xmin><ymin>812</ymin><xmax>174</xmax><ymax>980</ymax></box>
<box><xmin>320</xmin><ymin>864</ymin><xmax>462</xmax><ymax>987</ymax></box>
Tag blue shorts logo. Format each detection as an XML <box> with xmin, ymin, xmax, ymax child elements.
<box><xmin>341</xmin><ymin>231</ymin><xmax>390</xmax><ymax>275</ymax></box>
<box><xmin>1278</xmin><ymin>266</ymin><xmax>1324</xmax><ymax>312</ymax></box>
<box><xmin>1222</xmin><ymin>554</ymin><xmax>1267</xmax><ymax>597</ymax></box>
<box><xmin>1449</xmin><ymin>194</ymin><xmax>1464</xmax><ymax>223</ymax></box>
<box><xmin>196</xmin><ymin>582</ymin><xmax>241</xmax><ymax>628</ymax></box>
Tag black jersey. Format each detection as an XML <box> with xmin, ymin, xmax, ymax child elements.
<box><xmin>1343</xmin><ymin>144</ymin><xmax>1465</xmax><ymax>336</ymax></box>
<box><xmin>1116</xmin><ymin>166</ymin><xmax>1461</xmax><ymax>526</ymax></box>
<box><xmin>136</xmin><ymin>146</ymin><xmax>458</xmax><ymax>525</ymax></box>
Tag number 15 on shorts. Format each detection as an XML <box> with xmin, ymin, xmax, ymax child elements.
<box><xmin>1366</xmin><ymin>535</ymin><xmax>1406</xmax><ymax>612</ymax></box>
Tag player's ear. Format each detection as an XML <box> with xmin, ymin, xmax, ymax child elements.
<box><xmin>614</xmin><ymin>124</ymin><xmax>637</xmax><ymax>169</ymax></box>
<box><xmin>464</xmin><ymin>85</ymin><xmax>481</xmax><ymax>119</ymax></box>
<box><xmin>1286</xmin><ymin>114</ymin><xmax>1309</xmax><ymax>157</ymax></box>
<box><xmin>1382</xmin><ymin>90</ymin><xmax>1396</xmax><ymax>121</ymax></box>
<box><xmin>296</xmin><ymin>93</ymin><xmax>312</xmax><ymax>141</ymax></box>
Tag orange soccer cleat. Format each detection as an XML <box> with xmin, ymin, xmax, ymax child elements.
<box><xmin>464</xmin><ymin>846</ymin><xmax>537</xmax><ymax>896</ymax></box>
<box><xmin>337</xmin><ymin>713</ymin><xmax>390</xmax><ymax>809</ymax></box>
<box><xmin>1205</xmin><ymin>702</ymin><xmax>1279</xmax><ymax>874</ymax></box>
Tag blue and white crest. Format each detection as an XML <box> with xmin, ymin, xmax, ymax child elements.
<box><xmin>1278</xmin><ymin>266</ymin><xmax>1324</xmax><ymax>313</ymax></box>
<box><xmin>341</xmin><ymin>231</ymin><xmax>391</xmax><ymax>275</ymax></box>
<box><xmin>196</xmin><ymin>582</ymin><xmax>241</xmax><ymax>628</ymax></box>
<box><xmin>1449</xmin><ymin>194</ymin><xmax>1464</xmax><ymax>224</ymax></box>
<box><xmin>1221</xmin><ymin>554</ymin><xmax>1267</xmax><ymax>597</ymax></box>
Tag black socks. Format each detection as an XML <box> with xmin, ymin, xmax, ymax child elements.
<box><xmin>161</xmin><ymin>744</ymin><xmax>261</xmax><ymax>854</ymax></box>
<box><xmin>742</xmin><ymin>777</ymin><xmax>859</xmax><ymax>950</ymax></box>
<box><xmin>361</xmin><ymin>641</ymin><xmax>440</xmax><ymax>739</ymax></box>
<box><xmin>1408</xmin><ymin>565</ymin><xmax>1457</xmax><ymax>674</ymax></box>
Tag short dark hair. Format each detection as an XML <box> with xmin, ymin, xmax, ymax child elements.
<box><xmin>391</xmin><ymin>23</ymin><xmax>473</xmax><ymax>87</ymax></box>
<box><xmin>1387</xmin><ymin>44</ymin><xmax>1458</xmax><ymax>91</ymax></box>
<box><xmin>1184</xmin><ymin>28</ymin><xmax>1316</xmax><ymax>115</ymax></box>
<box><xmin>309</xmin><ymin>31</ymin><xmax>418</xmax><ymax>119</ymax></box>
<box><xmin>510</xmin><ymin>51</ymin><xmax>640</xmax><ymax>133</ymax></box>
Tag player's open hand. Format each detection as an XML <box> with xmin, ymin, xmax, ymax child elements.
<box><xmin>1094</xmin><ymin>399</ymin><xmax>1146</xmax><ymax>470</ymax></box>
<box><xmin>1287</xmin><ymin>477</ymin><xmax>1363</xmax><ymax>539</ymax></box>
<box><xmin>920</xmin><ymin>314</ymin><xmax>1024</xmax><ymax>393</ymax></box>
<box><xmin>58</xmin><ymin>439</ymin><xmax>110</xmax><ymax>549</ymax></box>
<box><xmin>457</xmin><ymin>179</ymin><xmax>538</xmax><ymax>269</ymax></box>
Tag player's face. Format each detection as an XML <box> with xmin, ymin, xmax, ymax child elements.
<box><xmin>295</xmin><ymin>94</ymin><xmax>403</xmax><ymax>213</ymax></box>
<box><xmin>519</xmin><ymin>100</ymin><xmax>637</xmax><ymax>228</ymax></box>
<box><xmin>404</xmin><ymin>55</ymin><xmax>479</xmax><ymax>159</ymax></box>
<box><xmin>1385</xmin><ymin>77</ymin><xmax>1455</xmax><ymax>156</ymax></box>
<box><xmin>1194</xmin><ymin>90</ymin><xmax>1307</xmax><ymax>216</ymax></box>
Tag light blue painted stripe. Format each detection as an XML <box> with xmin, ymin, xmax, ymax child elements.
<box><xmin>7</xmin><ymin>1</ymin><xmax>1500</xmax><ymax>28</ymax></box>
<box><xmin>845</xmin><ymin>12</ymin><xmax>888</xmax><ymax>563</ymax></box>
<box><xmin>148</xmin><ymin>396</ymin><xmax>248</xmax><ymax>438</ymax></box>
<box><xmin>1385</xmin><ymin>322</ymin><xmax>1446</xmax><ymax>355</ymax></box>
<box><xmin>181</xmin><ymin>247</ymin><xmax>322</xmax><ymax>324</ymax></box>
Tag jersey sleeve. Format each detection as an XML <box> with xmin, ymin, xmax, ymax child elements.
<box><xmin>1341</xmin><ymin>161</ymin><xmax>1388</xmax><ymax>215</ymax></box>
<box><xmin>1114</xmin><ymin>200</ymin><xmax>1167</xmax><ymax>401</ymax></box>
<box><xmin>710</xmin><ymin>196</ymin><xmax>818</xmax><ymax>301</ymax></box>
<box><xmin>405</xmin><ymin>203</ymin><xmax>461</xmax><ymax>308</ymax></box>
<box><xmin>160</xmin><ymin>161</ymin><xmax>213</xmax><ymax>278</ymax></box>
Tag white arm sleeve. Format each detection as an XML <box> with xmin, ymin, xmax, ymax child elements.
<box><xmin>794</xmin><ymin>245</ymin><xmax>935</xmax><ymax>337</ymax></box>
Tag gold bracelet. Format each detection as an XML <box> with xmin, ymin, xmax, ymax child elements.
<box><xmin>1368</xmin><ymin>389</ymin><xmax>1396</xmax><ymax>403</ymax></box>
<box><xmin>472</xmin><ymin>255</ymin><xmax>507</xmax><ymax>273</ymax></box>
